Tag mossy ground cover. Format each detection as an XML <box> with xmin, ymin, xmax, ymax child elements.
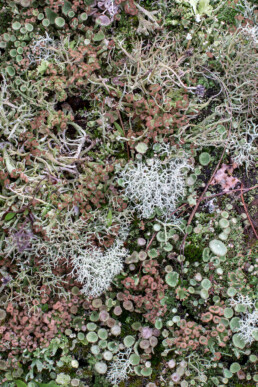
<box><xmin>0</xmin><ymin>1</ymin><xmax>257</xmax><ymax>386</ymax></box>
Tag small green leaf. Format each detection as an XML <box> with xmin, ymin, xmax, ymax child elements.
<box><xmin>198</xmin><ymin>0</ymin><xmax>213</xmax><ymax>16</ymax></box>
<box><xmin>165</xmin><ymin>272</ymin><xmax>179</xmax><ymax>287</ymax></box>
<box><xmin>252</xmin><ymin>328</ymin><xmax>258</xmax><ymax>341</ymax></box>
<box><xmin>45</xmin><ymin>8</ymin><xmax>58</xmax><ymax>23</ymax></box>
<box><xmin>117</xmin><ymin>178</ymin><xmax>124</xmax><ymax>187</ymax></box>
<box><xmin>15</xmin><ymin>381</ymin><xmax>27</xmax><ymax>387</ymax></box>
<box><xmin>62</xmin><ymin>0</ymin><xmax>72</xmax><ymax>15</ymax></box>
<box><xmin>114</xmin><ymin>122</ymin><xmax>124</xmax><ymax>136</ymax></box>
<box><xmin>35</xmin><ymin>359</ymin><xmax>43</xmax><ymax>372</ymax></box>
<box><xmin>230</xmin><ymin>317</ymin><xmax>240</xmax><ymax>331</ymax></box>
<box><xmin>5</xmin><ymin>212</ymin><xmax>16</xmax><ymax>221</ymax></box>
<box><xmin>106</xmin><ymin>209</ymin><xmax>112</xmax><ymax>227</ymax></box>
<box><xmin>93</xmin><ymin>31</ymin><xmax>105</xmax><ymax>41</ymax></box>
<box><xmin>135</xmin><ymin>142</ymin><xmax>148</xmax><ymax>154</ymax></box>
<box><xmin>233</xmin><ymin>333</ymin><xmax>246</xmax><ymax>349</ymax></box>
<box><xmin>129</xmin><ymin>354</ymin><xmax>140</xmax><ymax>365</ymax></box>
<box><xmin>41</xmin><ymin>304</ymin><xmax>49</xmax><ymax>313</ymax></box>
<box><xmin>55</xmin><ymin>17</ymin><xmax>65</xmax><ymax>28</ymax></box>
<box><xmin>201</xmin><ymin>278</ymin><xmax>211</xmax><ymax>290</ymax></box>
<box><xmin>200</xmin><ymin>288</ymin><xmax>209</xmax><ymax>299</ymax></box>
<box><xmin>189</xmin><ymin>0</ymin><xmax>199</xmax><ymax>14</ymax></box>
<box><xmin>12</xmin><ymin>22</ymin><xmax>21</xmax><ymax>30</ymax></box>
<box><xmin>37</xmin><ymin>60</ymin><xmax>49</xmax><ymax>75</ymax></box>
<box><xmin>223</xmin><ymin>369</ymin><xmax>233</xmax><ymax>379</ymax></box>
<box><xmin>41</xmin><ymin>205</ymin><xmax>51</xmax><ymax>217</ymax></box>
<box><xmin>199</xmin><ymin>152</ymin><xmax>211</xmax><ymax>166</ymax></box>
<box><xmin>4</xmin><ymin>148</ymin><xmax>16</xmax><ymax>173</ymax></box>
<box><xmin>6</xmin><ymin>65</ymin><xmax>15</xmax><ymax>77</ymax></box>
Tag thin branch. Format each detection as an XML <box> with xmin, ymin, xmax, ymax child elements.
<box><xmin>145</xmin><ymin>231</ymin><xmax>158</xmax><ymax>252</ymax></box>
<box><xmin>117</xmin><ymin>110</ymin><xmax>130</xmax><ymax>160</ymax></box>
<box><xmin>180</xmin><ymin>147</ymin><xmax>227</xmax><ymax>253</ymax></box>
<box><xmin>240</xmin><ymin>183</ymin><xmax>258</xmax><ymax>239</ymax></box>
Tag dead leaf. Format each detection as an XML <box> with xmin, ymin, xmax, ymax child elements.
<box><xmin>211</xmin><ymin>163</ymin><xmax>240</xmax><ymax>192</ymax></box>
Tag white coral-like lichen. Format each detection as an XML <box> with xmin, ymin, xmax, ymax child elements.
<box><xmin>230</xmin><ymin>293</ymin><xmax>257</xmax><ymax>345</ymax></box>
<box><xmin>230</xmin><ymin>294</ymin><xmax>255</xmax><ymax>309</ymax></box>
<box><xmin>238</xmin><ymin>311</ymin><xmax>258</xmax><ymax>345</ymax></box>
<box><xmin>0</xmin><ymin>75</ymin><xmax>33</xmax><ymax>141</ymax></box>
<box><xmin>71</xmin><ymin>240</ymin><xmax>127</xmax><ymax>298</ymax></box>
<box><xmin>4</xmin><ymin>213</ymin><xmax>129</xmax><ymax>299</ymax></box>
<box><xmin>228</xmin><ymin>122</ymin><xmax>258</xmax><ymax>170</ymax></box>
<box><xmin>27</xmin><ymin>32</ymin><xmax>61</xmax><ymax>65</ymax></box>
<box><xmin>106</xmin><ymin>348</ymin><xmax>133</xmax><ymax>385</ymax></box>
<box><xmin>119</xmin><ymin>158</ymin><xmax>190</xmax><ymax>220</ymax></box>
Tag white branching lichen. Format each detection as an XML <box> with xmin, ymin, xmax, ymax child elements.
<box><xmin>238</xmin><ymin>310</ymin><xmax>258</xmax><ymax>345</ymax></box>
<box><xmin>0</xmin><ymin>75</ymin><xmax>33</xmax><ymax>141</ymax></box>
<box><xmin>3</xmin><ymin>211</ymin><xmax>130</xmax><ymax>299</ymax></box>
<box><xmin>235</xmin><ymin>0</ymin><xmax>257</xmax><ymax>21</ymax></box>
<box><xmin>119</xmin><ymin>158</ymin><xmax>190</xmax><ymax>220</ymax></box>
<box><xmin>230</xmin><ymin>294</ymin><xmax>255</xmax><ymax>309</ymax></box>
<box><xmin>106</xmin><ymin>348</ymin><xmax>133</xmax><ymax>385</ymax></box>
<box><xmin>71</xmin><ymin>240</ymin><xmax>127</xmax><ymax>298</ymax></box>
<box><xmin>27</xmin><ymin>32</ymin><xmax>61</xmax><ymax>65</ymax></box>
<box><xmin>230</xmin><ymin>294</ymin><xmax>257</xmax><ymax>345</ymax></box>
<box><xmin>228</xmin><ymin>122</ymin><xmax>258</xmax><ymax>170</ymax></box>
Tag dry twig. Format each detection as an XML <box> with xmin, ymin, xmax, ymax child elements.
<box><xmin>240</xmin><ymin>183</ymin><xmax>258</xmax><ymax>239</ymax></box>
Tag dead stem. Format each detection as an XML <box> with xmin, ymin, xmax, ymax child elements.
<box><xmin>240</xmin><ymin>183</ymin><xmax>258</xmax><ymax>239</ymax></box>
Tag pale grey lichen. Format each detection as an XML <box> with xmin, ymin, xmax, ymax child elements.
<box><xmin>228</xmin><ymin>122</ymin><xmax>258</xmax><ymax>170</ymax></box>
<box><xmin>71</xmin><ymin>240</ymin><xmax>127</xmax><ymax>298</ymax></box>
<box><xmin>230</xmin><ymin>294</ymin><xmax>255</xmax><ymax>309</ymax></box>
<box><xmin>238</xmin><ymin>311</ymin><xmax>258</xmax><ymax>345</ymax></box>
<box><xmin>230</xmin><ymin>294</ymin><xmax>257</xmax><ymax>345</ymax></box>
<box><xmin>106</xmin><ymin>348</ymin><xmax>133</xmax><ymax>385</ymax></box>
<box><xmin>119</xmin><ymin>158</ymin><xmax>190</xmax><ymax>221</ymax></box>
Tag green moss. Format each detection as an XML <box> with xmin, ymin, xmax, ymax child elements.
<box><xmin>217</xmin><ymin>6</ymin><xmax>239</xmax><ymax>25</ymax></box>
<box><xmin>120</xmin><ymin>313</ymin><xmax>140</xmax><ymax>337</ymax></box>
<box><xmin>235</xmin><ymin>385</ymin><xmax>256</xmax><ymax>387</ymax></box>
<box><xmin>92</xmin><ymin>374</ymin><xmax>110</xmax><ymax>387</ymax></box>
<box><xmin>120</xmin><ymin>378</ymin><xmax>142</xmax><ymax>387</ymax></box>
<box><xmin>0</xmin><ymin>10</ymin><xmax>12</xmax><ymax>34</ymax></box>
<box><xmin>184</xmin><ymin>243</ymin><xmax>203</xmax><ymax>262</ymax></box>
